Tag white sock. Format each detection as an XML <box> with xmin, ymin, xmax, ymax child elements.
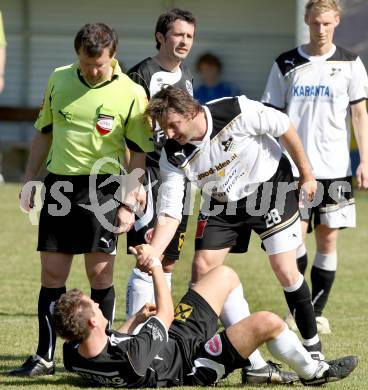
<box><xmin>125</xmin><ymin>268</ymin><xmax>154</xmax><ymax>319</ymax></box>
<box><xmin>267</xmin><ymin>325</ymin><xmax>319</xmax><ymax>379</ymax></box>
<box><xmin>313</xmin><ymin>251</ymin><xmax>337</xmax><ymax>271</ymax></box>
<box><xmin>220</xmin><ymin>284</ymin><xmax>267</xmax><ymax>370</ymax></box>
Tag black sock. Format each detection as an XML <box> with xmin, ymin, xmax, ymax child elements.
<box><xmin>36</xmin><ymin>286</ymin><xmax>66</xmax><ymax>361</ymax></box>
<box><xmin>91</xmin><ymin>285</ymin><xmax>115</xmax><ymax>328</ymax></box>
<box><xmin>297</xmin><ymin>253</ymin><xmax>308</xmax><ymax>275</ymax></box>
<box><xmin>284</xmin><ymin>279</ymin><xmax>318</xmax><ymax>341</ymax></box>
<box><xmin>311</xmin><ymin>266</ymin><xmax>336</xmax><ymax>317</ymax></box>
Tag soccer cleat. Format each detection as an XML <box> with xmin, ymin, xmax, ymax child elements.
<box><xmin>316</xmin><ymin>316</ymin><xmax>331</xmax><ymax>334</ymax></box>
<box><xmin>284</xmin><ymin>311</ymin><xmax>298</xmax><ymax>332</ymax></box>
<box><xmin>300</xmin><ymin>355</ymin><xmax>358</xmax><ymax>386</ymax></box>
<box><xmin>8</xmin><ymin>354</ymin><xmax>55</xmax><ymax>377</ymax></box>
<box><xmin>309</xmin><ymin>351</ymin><xmax>325</xmax><ymax>361</ymax></box>
<box><xmin>242</xmin><ymin>360</ymin><xmax>300</xmax><ymax>385</ymax></box>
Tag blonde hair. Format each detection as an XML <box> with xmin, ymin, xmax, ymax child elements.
<box><xmin>305</xmin><ymin>0</ymin><xmax>342</xmax><ymax>17</ymax></box>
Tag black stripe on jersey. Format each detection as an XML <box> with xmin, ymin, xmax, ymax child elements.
<box><xmin>275</xmin><ymin>48</ymin><xmax>309</xmax><ymax>76</ymax></box>
<box><xmin>327</xmin><ymin>45</ymin><xmax>357</xmax><ymax>62</ymax></box>
<box><xmin>350</xmin><ymin>97</ymin><xmax>367</xmax><ymax>105</ymax></box>
<box><xmin>76</xmin><ymin>69</ymin><xmax>118</xmax><ymax>89</ymax></box>
<box><xmin>263</xmin><ymin>102</ymin><xmax>284</xmax><ymax>112</ymax></box>
<box><xmin>164</xmin><ymin>139</ymin><xmax>199</xmax><ymax>168</ymax></box>
<box><xmin>124</xmin><ymin>100</ymin><xmax>135</xmax><ymax>126</ymax></box>
<box><xmin>206</xmin><ymin>97</ymin><xmax>241</xmax><ymax>140</ymax></box>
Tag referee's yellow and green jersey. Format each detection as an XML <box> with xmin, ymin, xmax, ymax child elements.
<box><xmin>35</xmin><ymin>59</ymin><xmax>153</xmax><ymax>175</ymax></box>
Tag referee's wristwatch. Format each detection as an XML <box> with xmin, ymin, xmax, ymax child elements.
<box><xmin>121</xmin><ymin>201</ymin><xmax>140</xmax><ymax>214</ymax></box>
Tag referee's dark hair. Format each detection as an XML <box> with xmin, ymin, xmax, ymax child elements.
<box><xmin>53</xmin><ymin>289</ymin><xmax>94</xmax><ymax>343</ymax></box>
<box><xmin>155</xmin><ymin>8</ymin><xmax>196</xmax><ymax>50</ymax></box>
<box><xmin>146</xmin><ymin>85</ymin><xmax>203</xmax><ymax>129</ymax></box>
<box><xmin>74</xmin><ymin>23</ymin><xmax>118</xmax><ymax>58</ymax></box>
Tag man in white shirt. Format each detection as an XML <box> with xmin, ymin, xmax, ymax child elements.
<box><xmin>132</xmin><ymin>86</ymin><xmax>326</xmax><ymax>383</ymax></box>
<box><xmin>262</xmin><ymin>0</ymin><xmax>368</xmax><ymax>334</ymax></box>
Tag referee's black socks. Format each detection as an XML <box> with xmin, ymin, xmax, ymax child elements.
<box><xmin>36</xmin><ymin>286</ymin><xmax>66</xmax><ymax>362</ymax></box>
<box><xmin>91</xmin><ymin>285</ymin><xmax>115</xmax><ymax>329</ymax></box>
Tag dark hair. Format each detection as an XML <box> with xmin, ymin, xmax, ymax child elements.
<box><xmin>196</xmin><ymin>53</ymin><xmax>222</xmax><ymax>72</ymax></box>
<box><xmin>52</xmin><ymin>289</ymin><xmax>94</xmax><ymax>343</ymax></box>
<box><xmin>74</xmin><ymin>23</ymin><xmax>118</xmax><ymax>57</ymax></box>
<box><xmin>155</xmin><ymin>8</ymin><xmax>196</xmax><ymax>50</ymax></box>
<box><xmin>146</xmin><ymin>85</ymin><xmax>203</xmax><ymax>128</ymax></box>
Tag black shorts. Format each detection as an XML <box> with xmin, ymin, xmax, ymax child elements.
<box><xmin>127</xmin><ymin>166</ymin><xmax>189</xmax><ymax>260</ymax></box>
<box><xmin>38</xmin><ymin>173</ymin><xmax>120</xmax><ymax>254</ymax></box>
<box><xmin>170</xmin><ymin>289</ymin><xmax>247</xmax><ymax>386</ymax></box>
<box><xmin>298</xmin><ymin>176</ymin><xmax>356</xmax><ymax>231</ymax></box>
<box><xmin>195</xmin><ymin>155</ymin><xmax>301</xmax><ymax>255</ymax></box>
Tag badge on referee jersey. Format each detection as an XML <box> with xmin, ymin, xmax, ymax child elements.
<box><xmin>96</xmin><ymin>113</ymin><xmax>114</xmax><ymax>135</ymax></box>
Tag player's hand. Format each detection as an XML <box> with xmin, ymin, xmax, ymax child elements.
<box><xmin>116</xmin><ymin>206</ymin><xmax>135</xmax><ymax>234</ymax></box>
<box><xmin>356</xmin><ymin>162</ymin><xmax>368</xmax><ymax>190</ymax></box>
<box><xmin>129</xmin><ymin>245</ymin><xmax>161</xmax><ymax>270</ymax></box>
<box><xmin>137</xmin><ymin>303</ymin><xmax>157</xmax><ymax>322</ymax></box>
<box><xmin>298</xmin><ymin>174</ymin><xmax>317</xmax><ymax>202</ymax></box>
<box><xmin>19</xmin><ymin>183</ymin><xmax>36</xmax><ymax>212</ymax></box>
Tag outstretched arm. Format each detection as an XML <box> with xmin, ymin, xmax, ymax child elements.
<box><xmin>129</xmin><ymin>249</ymin><xmax>174</xmax><ymax>329</ymax></box>
<box><xmin>129</xmin><ymin>214</ymin><xmax>180</xmax><ymax>265</ymax></box>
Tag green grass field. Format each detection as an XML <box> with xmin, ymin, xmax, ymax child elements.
<box><xmin>0</xmin><ymin>183</ymin><xmax>367</xmax><ymax>389</ymax></box>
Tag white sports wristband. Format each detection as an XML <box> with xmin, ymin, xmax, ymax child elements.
<box><xmin>150</xmin><ymin>257</ymin><xmax>162</xmax><ymax>268</ymax></box>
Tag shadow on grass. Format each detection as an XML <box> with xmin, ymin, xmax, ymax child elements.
<box><xmin>0</xmin><ymin>311</ymin><xmax>37</xmax><ymax>318</ymax></box>
<box><xmin>0</xmin><ymin>372</ymin><xmax>90</xmax><ymax>387</ymax></box>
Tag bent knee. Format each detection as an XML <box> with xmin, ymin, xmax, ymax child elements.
<box><xmin>216</xmin><ymin>265</ymin><xmax>240</xmax><ymax>285</ymax></box>
<box><xmin>88</xmin><ymin>270</ymin><xmax>114</xmax><ymax>289</ymax></box>
<box><xmin>254</xmin><ymin>311</ymin><xmax>284</xmax><ymax>338</ymax></box>
<box><xmin>193</xmin><ymin>252</ymin><xmax>224</xmax><ymax>277</ymax></box>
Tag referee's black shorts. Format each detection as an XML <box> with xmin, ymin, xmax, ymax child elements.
<box><xmin>38</xmin><ymin>173</ymin><xmax>120</xmax><ymax>254</ymax></box>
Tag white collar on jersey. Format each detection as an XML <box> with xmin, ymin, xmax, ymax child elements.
<box><xmin>298</xmin><ymin>44</ymin><xmax>336</xmax><ymax>62</ymax></box>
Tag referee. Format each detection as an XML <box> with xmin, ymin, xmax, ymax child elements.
<box><xmin>9</xmin><ymin>23</ymin><xmax>153</xmax><ymax>377</ymax></box>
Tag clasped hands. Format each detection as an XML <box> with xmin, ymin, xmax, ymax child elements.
<box><xmin>129</xmin><ymin>244</ymin><xmax>161</xmax><ymax>274</ymax></box>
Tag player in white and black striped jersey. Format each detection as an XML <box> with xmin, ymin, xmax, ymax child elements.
<box><xmin>131</xmin><ymin>86</ymin><xmax>326</xmax><ymax>373</ymax></box>
<box><xmin>262</xmin><ymin>0</ymin><xmax>368</xmax><ymax>334</ymax></box>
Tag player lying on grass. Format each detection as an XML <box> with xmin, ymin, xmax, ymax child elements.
<box><xmin>53</xmin><ymin>250</ymin><xmax>358</xmax><ymax>388</ymax></box>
